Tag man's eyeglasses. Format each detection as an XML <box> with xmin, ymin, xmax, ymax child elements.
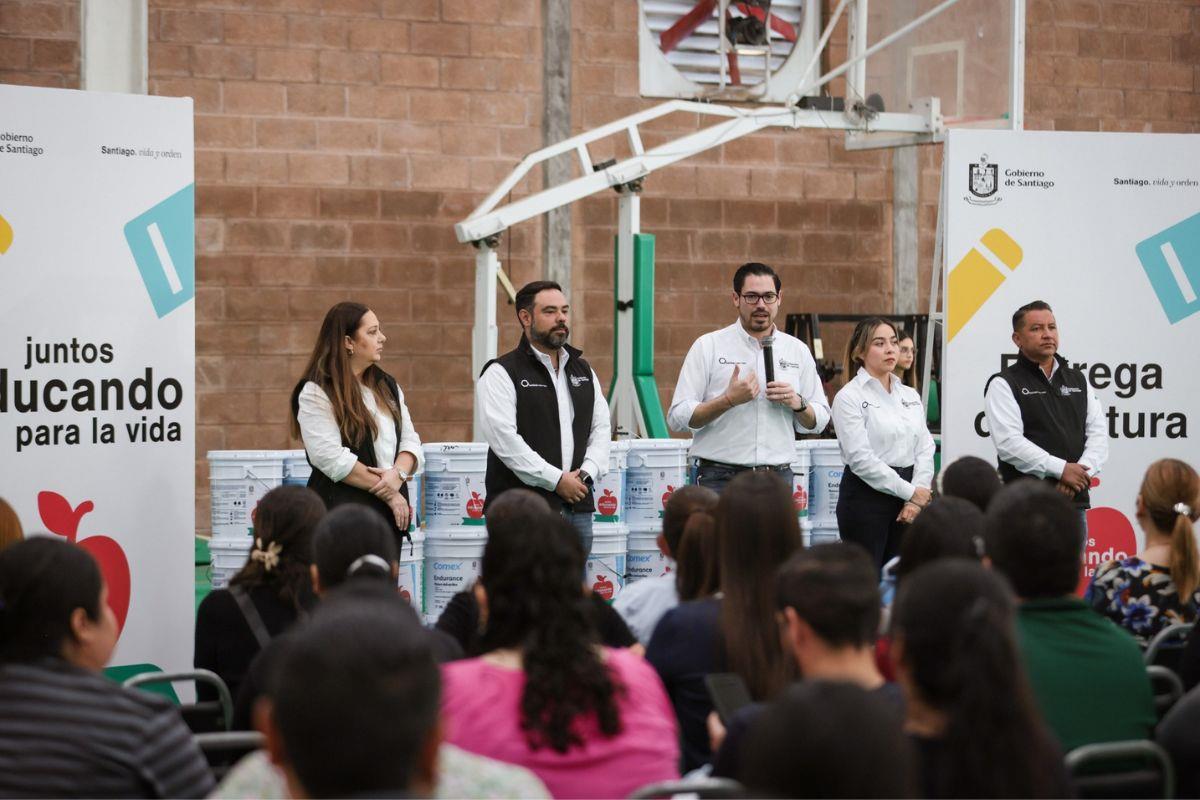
<box><xmin>740</xmin><ymin>292</ymin><xmax>779</xmax><ymax>305</ymax></box>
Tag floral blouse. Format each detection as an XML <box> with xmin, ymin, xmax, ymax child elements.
<box><xmin>1085</xmin><ymin>557</ymin><xmax>1200</xmax><ymax>646</ymax></box>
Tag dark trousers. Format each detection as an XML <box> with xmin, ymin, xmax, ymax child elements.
<box><xmin>695</xmin><ymin>461</ymin><xmax>793</xmax><ymax>496</ymax></box>
<box><xmin>836</xmin><ymin>466</ymin><xmax>914</xmax><ymax>574</ymax></box>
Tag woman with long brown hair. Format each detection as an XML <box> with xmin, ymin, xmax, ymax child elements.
<box><xmin>290</xmin><ymin>302</ymin><xmax>423</xmax><ymax>544</ymax></box>
<box><xmin>646</xmin><ymin>470</ymin><xmax>801</xmax><ymax>772</ymax></box>
<box><xmin>1086</xmin><ymin>458</ymin><xmax>1200</xmax><ymax>645</ymax></box>
<box><xmin>832</xmin><ymin>317</ymin><xmax>935</xmax><ymax>572</ymax></box>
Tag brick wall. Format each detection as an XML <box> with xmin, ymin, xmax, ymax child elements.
<box><xmin>0</xmin><ymin>0</ymin><xmax>78</xmax><ymax>87</ymax></box>
<box><xmin>1</xmin><ymin>0</ymin><xmax>1197</xmax><ymax>532</ymax></box>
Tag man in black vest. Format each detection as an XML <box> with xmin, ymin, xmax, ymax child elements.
<box><xmin>476</xmin><ymin>280</ymin><xmax>611</xmax><ymax>553</ymax></box>
<box><xmin>983</xmin><ymin>300</ymin><xmax>1108</xmax><ymax>532</ymax></box>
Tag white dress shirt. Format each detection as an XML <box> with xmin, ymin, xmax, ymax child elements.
<box><xmin>476</xmin><ymin>345</ymin><xmax>611</xmax><ymax>492</ymax></box>
<box><xmin>831</xmin><ymin>367</ymin><xmax>935</xmax><ymax>501</ymax></box>
<box><xmin>668</xmin><ymin>322</ymin><xmax>829</xmax><ymax>466</ymax></box>
<box><xmin>983</xmin><ymin>359</ymin><xmax>1108</xmax><ymax>479</ymax></box>
<box><xmin>612</xmin><ymin>573</ymin><xmax>679</xmax><ymax>646</ymax></box>
<box><xmin>296</xmin><ymin>381</ymin><xmax>424</xmax><ymax>483</ymax></box>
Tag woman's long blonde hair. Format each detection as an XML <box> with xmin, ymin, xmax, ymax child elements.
<box><xmin>1140</xmin><ymin>458</ymin><xmax>1200</xmax><ymax>599</ymax></box>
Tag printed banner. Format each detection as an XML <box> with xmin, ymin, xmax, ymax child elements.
<box><xmin>0</xmin><ymin>85</ymin><xmax>195</xmax><ymax>674</ymax></box>
<box><xmin>942</xmin><ymin>129</ymin><xmax>1200</xmax><ymax>590</ymax></box>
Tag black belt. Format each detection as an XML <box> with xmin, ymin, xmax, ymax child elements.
<box><xmin>696</xmin><ymin>458</ymin><xmax>791</xmax><ymax>473</ymax></box>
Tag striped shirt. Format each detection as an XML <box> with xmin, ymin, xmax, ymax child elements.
<box><xmin>0</xmin><ymin>658</ymin><xmax>214</xmax><ymax>798</ymax></box>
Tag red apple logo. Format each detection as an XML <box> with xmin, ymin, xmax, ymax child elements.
<box><xmin>592</xmin><ymin>573</ymin><xmax>614</xmax><ymax>600</ymax></box>
<box><xmin>793</xmin><ymin>486</ymin><xmax>808</xmax><ymax>512</ymax></box>
<box><xmin>399</xmin><ymin>587</ymin><xmax>412</xmax><ymax>604</ymax></box>
<box><xmin>597</xmin><ymin>489</ymin><xmax>619</xmax><ymax>517</ymax></box>
<box><xmin>661</xmin><ymin>485</ymin><xmax>675</xmax><ymax>509</ymax></box>
<box><xmin>1076</xmin><ymin>477</ymin><xmax>1138</xmax><ymax>596</ymax></box>
<box><xmin>38</xmin><ymin>491</ymin><xmax>130</xmax><ymax>636</ymax></box>
<box><xmin>465</xmin><ymin>491</ymin><xmax>484</xmax><ymax>519</ymax></box>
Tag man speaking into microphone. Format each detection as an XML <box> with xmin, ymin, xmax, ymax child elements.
<box><xmin>669</xmin><ymin>262</ymin><xmax>829</xmax><ymax>493</ymax></box>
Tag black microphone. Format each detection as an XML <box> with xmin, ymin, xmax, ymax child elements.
<box><xmin>761</xmin><ymin>335</ymin><xmax>775</xmax><ymax>383</ymax></box>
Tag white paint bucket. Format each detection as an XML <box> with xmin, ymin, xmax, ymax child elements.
<box><xmin>422</xmin><ymin>525</ymin><xmax>487</xmax><ymax>624</ymax></box>
<box><xmin>408</xmin><ymin>471</ymin><xmax>423</xmax><ymax>531</ymax></box>
<box><xmin>626</xmin><ymin>525</ymin><xmax>672</xmax><ymax>583</ymax></box>
<box><xmin>208</xmin><ymin>537</ymin><xmax>252</xmax><ymax>589</ymax></box>
<box><xmin>808</xmin><ymin>441</ymin><xmax>844</xmax><ymax>528</ymax></box>
<box><xmin>593</xmin><ymin>441</ymin><xmax>629</xmax><ymax>524</ymax></box>
<box><xmin>625</xmin><ymin>439</ymin><xmax>690</xmax><ymax>526</ymax></box>
<box><xmin>791</xmin><ymin>442</ymin><xmax>812</xmax><ymax>520</ymax></box>
<box><xmin>811</xmin><ymin>525</ymin><xmax>841</xmax><ymax>546</ymax></box>
<box><xmin>207</xmin><ymin>451</ymin><xmax>285</xmax><ymax>539</ymax></box>
<box><xmin>282</xmin><ymin>450</ymin><xmax>311</xmax><ymax>487</ymax></box>
<box><xmin>397</xmin><ymin>530</ymin><xmax>425</xmax><ymax>616</ymax></box>
<box><xmin>586</xmin><ymin>523</ymin><xmax>628</xmax><ymax>601</ymax></box>
<box><xmin>422</xmin><ymin>443</ymin><xmax>488</xmax><ymax>529</ymax></box>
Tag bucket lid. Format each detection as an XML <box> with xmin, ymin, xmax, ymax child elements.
<box><xmin>423</xmin><ymin>442</ymin><xmax>489</xmax><ymax>455</ymax></box>
<box><xmin>207</xmin><ymin>450</ymin><xmax>287</xmax><ymax>461</ymax></box>
<box><xmin>608</xmin><ymin>440</ymin><xmax>631</xmax><ymax>453</ymax></box>
<box><xmin>627</xmin><ymin>438</ymin><xmax>689</xmax><ymax>450</ymax></box>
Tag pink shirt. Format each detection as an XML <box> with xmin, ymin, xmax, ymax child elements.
<box><xmin>441</xmin><ymin>648</ymin><xmax>680</xmax><ymax>799</ymax></box>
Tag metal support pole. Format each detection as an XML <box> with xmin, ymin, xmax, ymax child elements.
<box><xmin>81</xmin><ymin>0</ymin><xmax>148</xmax><ymax>94</ymax></box>
<box><xmin>922</xmin><ymin>156</ymin><xmax>947</xmax><ymax>411</ymax></box>
<box><xmin>609</xmin><ymin>194</ymin><xmax>647</xmax><ymax>438</ymax></box>
<box><xmin>845</xmin><ymin>0</ymin><xmax>868</xmax><ymax>110</ymax></box>
<box><xmin>472</xmin><ymin>246</ymin><xmax>500</xmax><ymax>441</ymax></box>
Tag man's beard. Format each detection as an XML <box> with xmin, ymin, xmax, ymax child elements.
<box><xmin>531</xmin><ymin>324</ymin><xmax>569</xmax><ymax>349</ymax></box>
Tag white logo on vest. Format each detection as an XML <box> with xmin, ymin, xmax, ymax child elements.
<box><xmin>569</xmin><ymin>374</ymin><xmax>590</xmax><ymax>388</ymax></box>
<box><xmin>520</xmin><ymin>379</ymin><xmax>548</xmax><ymax>388</ymax></box>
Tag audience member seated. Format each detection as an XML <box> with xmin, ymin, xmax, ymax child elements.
<box><xmin>877</xmin><ymin>496</ymin><xmax>986</xmax><ymax>679</ymax></box>
<box><xmin>892</xmin><ymin>559</ymin><xmax>1070</xmax><ymax>798</ymax></box>
<box><xmin>436</xmin><ymin>490</ymin><xmax>637</xmax><ymax>654</ymax></box>
<box><xmin>712</xmin><ymin>543</ymin><xmax>899</xmax><ymax>779</ymax></box>
<box><xmin>0</xmin><ymin>496</ymin><xmax>22</xmax><ymax>552</ymax></box>
<box><xmin>1156</xmin><ymin>683</ymin><xmax>1200</xmax><ymax>798</ymax></box>
<box><xmin>613</xmin><ymin>485</ymin><xmax>718</xmax><ymax>645</ymax></box>
<box><xmin>232</xmin><ymin>504</ymin><xmax>461</xmax><ymax>729</ymax></box>
<box><xmin>440</xmin><ymin>509</ymin><xmax>679</xmax><ymax>798</ymax></box>
<box><xmin>937</xmin><ymin>455</ymin><xmax>1003</xmax><ymax>512</ymax></box>
<box><xmin>646</xmin><ymin>470</ymin><xmax>801</xmax><ymax>771</ymax></box>
<box><xmin>195</xmin><ymin>485</ymin><xmax>323</xmax><ymax>706</ymax></box>
<box><xmin>739</xmin><ymin>680</ymin><xmax>913</xmax><ymax>798</ymax></box>
<box><xmin>0</xmin><ymin>537</ymin><xmax>213</xmax><ymax>798</ymax></box>
<box><xmin>216</xmin><ymin>586</ymin><xmax>547</xmax><ymax>800</ymax></box>
<box><xmin>986</xmin><ymin>481</ymin><xmax>1155</xmax><ymax>750</ymax></box>
<box><xmin>1086</xmin><ymin>458</ymin><xmax>1200</xmax><ymax>646</ymax></box>
<box><xmin>259</xmin><ymin>585</ymin><xmax>441</xmax><ymax>798</ymax></box>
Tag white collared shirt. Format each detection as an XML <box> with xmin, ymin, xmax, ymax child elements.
<box><xmin>296</xmin><ymin>381</ymin><xmax>424</xmax><ymax>482</ymax></box>
<box><xmin>983</xmin><ymin>361</ymin><xmax>1108</xmax><ymax>480</ymax></box>
<box><xmin>476</xmin><ymin>345</ymin><xmax>611</xmax><ymax>491</ymax></box>
<box><xmin>668</xmin><ymin>322</ymin><xmax>830</xmax><ymax>466</ymax></box>
<box><xmin>832</xmin><ymin>367</ymin><xmax>935</xmax><ymax>501</ymax></box>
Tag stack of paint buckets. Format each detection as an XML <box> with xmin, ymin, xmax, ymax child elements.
<box><xmin>587</xmin><ymin>441</ymin><xmax>629</xmax><ymax>601</ymax></box>
<box><xmin>206</xmin><ymin>450</ymin><xmax>286</xmax><ymax>588</ymax></box>
<box><xmin>805</xmin><ymin>440</ymin><xmax>843</xmax><ymax>545</ymax></box>
<box><xmin>624</xmin><ymin>439</ymin><xmax>691</xmax><ymax>584</ymax></box>
<box><xmin>420</xmin><ymin>442</ymin><xmax>488</xmax><ymax>625</ymax></box>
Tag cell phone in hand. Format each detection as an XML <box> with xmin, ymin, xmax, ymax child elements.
<box><xmin>705</xmin><ymin>672</ymin><xmax>753</xmax><ymax>724</ymax></box>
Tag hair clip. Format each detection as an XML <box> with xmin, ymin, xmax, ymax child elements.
<box><xmin>346</xmin><ymin>554</ymin><xmax>390</xmax><ymax>577</ymax></box>
<box><xmin>251</xmin><ymin>538</ymin><xmax>282</xmax><ymax>572</ymax></box>
<box><xmin>1175</xmin><ymin>502</ymin><xmax>1193</xmax><ymax>517</ymax></box>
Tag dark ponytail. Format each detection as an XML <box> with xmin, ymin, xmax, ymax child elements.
<box><xmin>478</xmin><ymin>491</ymin><xmax>622</xmax><ymax>753</ymax></box>
<box><xmin>312</xmin><ymin>506</ymin><xmax>398</xmax><ymax>591</ymax></box>
<box><xmin>0</xmin><ymin>537</ymin><xmax>103</xmax><ymax>663</ymax></box>
<box><xmin>230</xmin><ymin>485</ymin><xmax>324</xmax><ymax>611</ymax></box>
<box><xmin>675</xmin><ymin>510</ymin><xmax>719</xmax><ymax>601</ymax></box>
<box><xmin>893</xmin><ymin>561</ymin><xmax>1063</xmax><ymax>798</ymax></box>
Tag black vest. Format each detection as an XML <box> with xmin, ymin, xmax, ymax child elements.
<box><xmin>290</xmin><ymin>371</ymin><xmax>411</xmax><ymax>544</ymax></box>
<box><xmin>985</xmin><ymin>353</ymin><xmax>1091</xmax><ymax>507</ymax></box>
<box><xmin>482</xmin><ymin>337</ymin><xmax>596</xmax><ymax>514</ymax></box>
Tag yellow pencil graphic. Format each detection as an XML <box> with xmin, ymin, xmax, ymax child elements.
<box><xmin>947</xmin><ymin>228</ymin><xmax>1023</xmax><ymax>341</ymax></box>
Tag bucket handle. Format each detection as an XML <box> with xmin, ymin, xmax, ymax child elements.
<box><xmin>243</xmin><ymin>467</ymin><xmax>276</xmax><ymax>491</ymax></box>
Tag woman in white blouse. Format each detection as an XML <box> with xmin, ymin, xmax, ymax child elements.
<box><xmin>289</xmin><ymin>302</ymin><xmax>423</xmax><ymax>544</ymax></box>
<box><xmin>831</xmin><ymin>318</ymin><xmax>935</xmax><ymax>572</ymax></box>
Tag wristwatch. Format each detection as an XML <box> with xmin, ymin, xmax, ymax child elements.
<box><xmin>396</xmin><ymin>468</ymin><xmax>411</xmax><ymax>483</ymax></box>
<box><xmin>578</xmin><ymin>470</ymin><xmax>594</xmax><ymax>488</ymax></box>
<box><xmin>794</xmin><ymin>395</ymin><xmax>808</xmax><ymax>413</ymax></box>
